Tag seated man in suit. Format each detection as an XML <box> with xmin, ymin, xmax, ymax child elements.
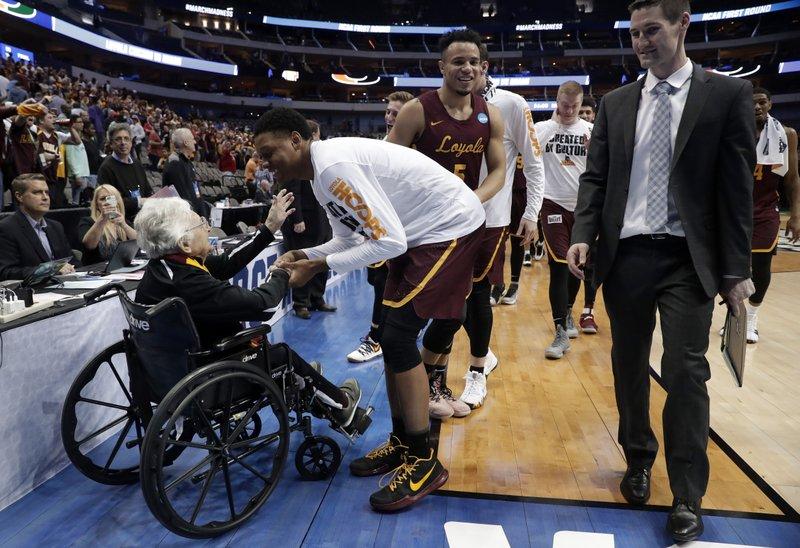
<box><xmin>0</xmin><ymin>173</ymin><xmax>77</xmax><ymax>281</ymax></box>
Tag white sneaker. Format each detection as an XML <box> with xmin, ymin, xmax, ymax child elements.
<box><xmin>523</xmin><ymin>251</ymin><xmax>532</xmax><ymax>267</ymax></box>
<box><xmin>533</xmin><ymin>241</ymin><xmax>545</xmax><ymax>261</ymax></box>
<box><xmin>565</xmin><ymin>314</ymin><xmax>579</xmax><ymax>339</ymax></box>
<box><xmin>545</xmin><ymin>326</ymin><xmax>571</xmax><ymax>359</ymax></box>
<box><xmin>500</xmin><ymin>284</ymin><xmax>518</xmax><ymax>305</ymax></box>
<box><xmin>346</xmin><ymin>336</ymin><xmax>382</xmax><ymax>363</ymax></box>
<box><xmin>483</xmin><ymin>348</ymin><xmax>499</xmax><ymax>377</ymax></box>
<box><xmin>746</xmin><ymin>312</ymin><xmax>759</xmax><ymax>343</ymax></box>
<box><xmin>459</xmin><ymin>371</ymin><xmax>487</xmax><ymax>409</ymax></box>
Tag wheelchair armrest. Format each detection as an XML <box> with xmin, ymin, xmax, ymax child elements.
<box><xmin>213</xmin><ymin>324</ymin><xmax>272</xmax><ymax>353</ymax></box>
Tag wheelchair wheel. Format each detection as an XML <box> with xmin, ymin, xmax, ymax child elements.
<box><xmin>61</xmin><ymin>341</ymin><xmax>141</xmax><ymax>485</ymax></box>
<box><xmin>295</xmin><ymin>436</ymin><xmax>341</xmax><ymax>481</ymax></box>
<box><xmin>139</xmin><ymin>361</ymin><xmax>290</xmax><ymax>538</ymax></box>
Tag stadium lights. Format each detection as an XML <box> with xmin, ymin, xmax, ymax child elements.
<box><xmin>711</xmin><ymin>65</ymin><xmax>761</xmax><ymax>78</ymax></box>
<box><xmin>282</xmin><ymin>70</ymin><xmax>300</xmax><ymax>82</ymax></box>
<box><xmin>779</xmin><ymin>60</ymin><xmax>800</xmax><ymax>73</ymax></box>
<box><xmin>331</xmin><ymin>74</ymin><xmax>381</xmax><ymax>86</ymax></box>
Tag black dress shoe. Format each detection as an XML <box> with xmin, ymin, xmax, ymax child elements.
<box><xmin>620</xmin><ymin>467</ymin><xmax>651</xmax><ymax>505</ymax></box>
<box><xmin>294</xmin><ymin>306</ymin><xmax>311</xmax><ymax>320</ymax></box>
<box><xmin>667</xmin><ymin>498</ymin><xmax>703</xmax><ymax>542</ymax></box>
<box><xmin>311</xmin><ymin>302</ymin><xmax>337</xmax><ymax>312</ymax></box>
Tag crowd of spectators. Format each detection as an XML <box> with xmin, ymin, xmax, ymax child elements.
<box><xmin>1</xmin><ymin>56</ymin><xmax>258</xmax><ymax>211</ymax></box>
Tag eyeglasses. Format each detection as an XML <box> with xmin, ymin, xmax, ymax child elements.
<box><xmin>184</xmin><ymin>217</ymin><xmax>209</xmax><ymax>234</ymax></box>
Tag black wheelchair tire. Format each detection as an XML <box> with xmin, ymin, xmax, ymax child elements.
<box><xmin>61</xmin><ymin>341</ymin><xmax>141</xmax><ymax>485</ymax></box>
<box><xmin>139</xmin><ymin>361</ymin><xmax>290</xmax><ymax>539</ymax></box>
<box><xmin>295</xmin><ymin>436</ymin><xmax>342</xmax><ymax>481</ymax></box>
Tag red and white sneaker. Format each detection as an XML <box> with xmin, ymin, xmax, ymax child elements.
<box><xmin>579</xmin><ymin>312</ymin><xmax>598</xmax><ymax>334</ymax></box>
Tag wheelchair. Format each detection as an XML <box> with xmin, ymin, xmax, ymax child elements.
<box><xmin>60</xmin><ymin>283</ymin><xmax>372</xmax><ymax>538</ymax></box>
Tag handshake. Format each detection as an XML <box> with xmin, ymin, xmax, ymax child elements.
<box><xmin>271</xmin><ymin>250</ymin><xmax>328</xmax><ymax>288</ymax></box>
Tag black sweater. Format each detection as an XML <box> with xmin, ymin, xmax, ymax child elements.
<box><xmin>96</xmin><ymin>156</ymin><xmax>153</xmax><ymax>221</ymax></box>
<box><xmin>135</xmin><ymin>226</ymin><xmax>287</xmax><ymax>348</ymax></box>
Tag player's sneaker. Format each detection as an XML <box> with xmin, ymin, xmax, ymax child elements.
<box><xmin>746</xmin><ymin>312</ymin><xmax>759</xmax><ymax>343</ymax></box>
<box><xmin>439</xmin><ymin>384</ymin><xmax>471</xmax><ymax>418</ymax></box>
<box><xmin>483</xmin><ymin>348</ymin><xmax>499</xmax><ymax>377</ymax></box>
<box><xmin>523</xmin><ymin>250</ymin><xmax>532</xmax><ymax>267</ymax></box>
<box><xmin>565</xmin><ymin>313</ymin><xmax>579</xmax><ymax>339</ymax></box>
<box><xmin>500</xmin><ymin>284</ymin><xmax>518</xmax><ymax>305</ymax></box>
<box><xmin>347</xmin><ymin>335</ymin><xmax>382</xmax><ymax>363</ymax></box>
<box><xmin>459</xmin><ymin>370</ymin><xmax>487</xmax><ymax>409</ymax></box>
<box><xmin>349</xmin><ymin>434</ymin><xmax>408</xmax><ymax>477</ymax></box>
<box><xmin>489</xmin><ymin>284</ymin><xmax>505</xmax><ymax>306</ymax></box>
<box><xmin>545</xmin><ymin>326</ymin><xmax>571</xmax><ymax>359</ymax></box>
<box><xmin>579</xmin><ymin>312</ymin><xmax>598</xmax><ymax>334</ymax></box>
<box><xmin>428</xmin><ymin>372</ymin><xmax>454</xmax><ymax>419</ymax></box>
<box><xmin>533</xmin><ymin>240</ymin><xmax>545</xmax><ymax>261</ymax></box>
<box><xmin>369</xmin><ymin>449</ymin><xmax>448</xmax><ymax>512</ymax></box>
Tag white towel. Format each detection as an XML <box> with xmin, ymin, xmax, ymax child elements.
<box><xmin>756</xmin><ymin>115</ymin><xmax>789</xmax><ymax>177</ymax></box>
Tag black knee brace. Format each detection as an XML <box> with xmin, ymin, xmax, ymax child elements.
<box><xmin>381</xmin><ymin>302</ymin><xmax>429</xmax><ymax>373</ymax></box>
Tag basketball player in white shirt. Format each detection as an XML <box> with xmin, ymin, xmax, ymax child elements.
<box><xmin>254</xmin><ymin>107</ymin><xmax>486</xmax><ymax>512</ymax></box>
<box><xmin>535</xmin><ymin>81</ymin><xmax>594</xmax><ymax>359</ymax></box>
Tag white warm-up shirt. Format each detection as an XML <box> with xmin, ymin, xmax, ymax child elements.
<box><xmin>480</xmin><ymin>86</ymin><xmax>545</xmax><ymax>228</ymax></box>
<box><xmin>535</xmin><ymin>118</ymin><xmax>593</xmax><ymax>212</ymax></box>
<box><xmin>303</xmin><ymin>138</ymin><xmax>486</xmax><ymax>272</ymax></box>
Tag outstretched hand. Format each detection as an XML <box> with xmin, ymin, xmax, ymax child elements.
<box><xmin>264</xmin><ymin>189</ymin><xmax>295</xmax><ymax>234</ymax></box>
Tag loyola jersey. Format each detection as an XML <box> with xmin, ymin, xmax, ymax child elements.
<box><xmin>753</xmin><ymin>163</ymin><xmax>781</xmax><ymax>222</ymax></box>
<box><xmin>414</xmin><ymin>90</ymin><xmax>491</xmax><ymax>190</ymax></box>
<box><xmin>534</xmin><ymin>118</ymin><xmax>593</xmax><ymax>211</ymax></box>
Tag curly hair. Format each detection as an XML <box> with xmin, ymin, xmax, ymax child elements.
<box><xmin>253</xmin><ymin>107</ymin><xmax>311</xmax><ymax>139</ymax></box>
<box><xmin>438</xmin><ymin>28</ymin><xmax>483</xmax><ymax>58</ymax></box>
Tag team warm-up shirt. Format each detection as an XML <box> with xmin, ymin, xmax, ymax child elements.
<box><xmin>479</xmin><ymin>85</ymin><xmax>545</xmax><ymax>228</ymax></box>
<box><xmin>414</xmin><ymin>90</ymin><xmax>492</xmax><ymax>191</ymax></box>
<box><xmin>302</xmin><ymin>138</ymin><xmax>486</xmax><ymax>272</ymax></box>
<box><xmin>534</xmin><ymin>118</ymin><xmax>593</xmax><ymax>211</ymax></box>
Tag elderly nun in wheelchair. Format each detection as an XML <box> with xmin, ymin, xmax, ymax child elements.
<box><xmin>133</xmin><ymin>192</ymin><xmax>361</xmax><ymax>427</ymax></box>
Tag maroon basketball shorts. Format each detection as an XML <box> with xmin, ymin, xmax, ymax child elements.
<box><xmin>383</xmin><ymin>225</ymin><xmax>485</xmax><ymax>319</ymax></box>
<box><xmin>472</xmin><ymin>226</ymin><xmax>509</xmax><ymax>285</ymax></box>
<box><xmin>540</xmin><ymin>198</ymin><xmax>574</xmax><ymax>263</ymax></box>
<box><xmin>752</xmin><ymin>212</ymin><xmax>780</xmax><ymax>254</ymax></box>
<box><xmin>510</xmin><ymin>188</ymin><xmax>527</xmax><ymax>236</ymax></box>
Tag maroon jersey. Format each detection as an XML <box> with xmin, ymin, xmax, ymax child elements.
<box><xmin>753</xmin><ymin>163</ymin><xmax>781</xmax><ymax>221</ymax></box>
<box><xmin>37</xmin><ymin>130</ymin><xmax>59</xmax><ymax>185</ymax></box>
<box><xmin>414</xmin><ymin>90</ymin><xmax>491</xmax><ymax>190</ymax></box>
<box><xmin>512</xmin><ymin>153</ymin><xmax>526</xmax><ymax>191</ymax></box>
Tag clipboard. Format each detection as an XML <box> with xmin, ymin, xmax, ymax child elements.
<box><xmin>720</xmin><ymin>301</ymin><xmax>747</xmax><ymax>387</ymax></box>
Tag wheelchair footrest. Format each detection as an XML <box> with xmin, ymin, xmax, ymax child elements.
<box><xmin>341</xmin><ymin>405</ymin><xmax>373</xmax><ymax>438</ymax></box>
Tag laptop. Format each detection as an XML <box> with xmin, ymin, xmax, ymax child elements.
<box><xmin>22</xmin><ymin>257</ymin><xmax>73</xmax><ymax>287</ymax></box>
<box><xmin>104</xmin><ymin>240</ymin><xmax>143</xmax><ymax>274</ymax></box>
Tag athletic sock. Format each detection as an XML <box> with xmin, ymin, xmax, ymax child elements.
<box><xmin>582</xmin><ymin>307</ymin><xmax>592</xmax><ymax>315</ymax></box>
<box><xmin>746</xmin><ymin>301</ymin><xmax>760</xmax><ymax>316</ymax></box>
<box><xmin>553</xmin><ymin>317</ymin><xmax>566</xmax><ymax>330</ymax></box>
<box><xmin>391</xmin><ymin>416</ymin><xmax>406</xmax><ymax>441</ymax></box>
<box><xmin>406</xmin><ymin>429</ymin><xmax>430</xmax><ymax>458</ymax></box>
<box><xmin>368</xmin><ymin>323</ymin><xmax>380</xmax><ymax>342</ymax></box>
<box><xmin>469</xmin><ymin>365</ymin><xmax>484</xmax><ymax>374</ymax></box>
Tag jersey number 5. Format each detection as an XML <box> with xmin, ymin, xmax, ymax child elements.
<box><xmin>754</xmin><ymin>164</ymin><xmax>763</xmax><ymax>182</ymax></box>
<box><xmin>454</xmin><ymin>163</ymin><xmax>466</xmax><ymax>180</ymax></box>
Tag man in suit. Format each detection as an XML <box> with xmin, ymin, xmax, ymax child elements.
<box><xmin>162</xmin><ymin>127</ymin><xmax>205</xmax><ymax>214</ymax></box>
<box><xmin>0</xmin><ymin>173</ymin><xmax>76</xmax><ymax>281</ymax></box>
<box><xmin>280</xmin><ymin>120</ymin><xmax>336</xmax><ymax>319</ymax></box>
<box><xmin>566</xmin><ymin>0</ymin><xmax>756</xmax><ymax>542</ymax></box>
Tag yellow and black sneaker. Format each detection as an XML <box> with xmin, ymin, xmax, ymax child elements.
<box><xmin>369</xmin><ymin>449</ymin><xmax>449</xmax><ymax>512</ymax></box>
<box><xmin>349</xmin><ymin>434</ymin><xmax>407</xmax><ymax>477</ymax></box>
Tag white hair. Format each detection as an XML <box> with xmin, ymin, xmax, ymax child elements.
<box><xmin>134</xmin><ymin>198</ymin><xmax>195</xmax><ymax>258</ymax></box>
<box><xmin>171</xmin><ymin>127</ymin><xmax>194</xmax><ymax>151</ymax></box>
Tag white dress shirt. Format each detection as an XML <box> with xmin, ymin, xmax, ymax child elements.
<box><xmin>621</xmin><ymin>58</ymin><xmax>693</xmax><ymax>239</ymax></box>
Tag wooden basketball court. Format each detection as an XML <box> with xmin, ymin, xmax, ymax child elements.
<box><xmin>436</xmin><ymin>241</ymin><xmax>800</xmax><ymax>518</ymax></box>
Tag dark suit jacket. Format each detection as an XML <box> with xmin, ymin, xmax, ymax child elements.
<box><xmin>280</xmin><ymin>179</ymin><xmax>330</xmax><ymax>246</ymax></box>
<box><xmin>572</xmin><ymin>62</ymin><xmax>756</xmax><ymax>297</ymax></box>
<box><xmin>0</xmin><ymin>210</ymin><xmax>75</xmax><ymax>281</ymax></box>
<box><xmin>162</xmin><ymin>153</ymin><xmax>202</xmax><ymax>211</ymax></box>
